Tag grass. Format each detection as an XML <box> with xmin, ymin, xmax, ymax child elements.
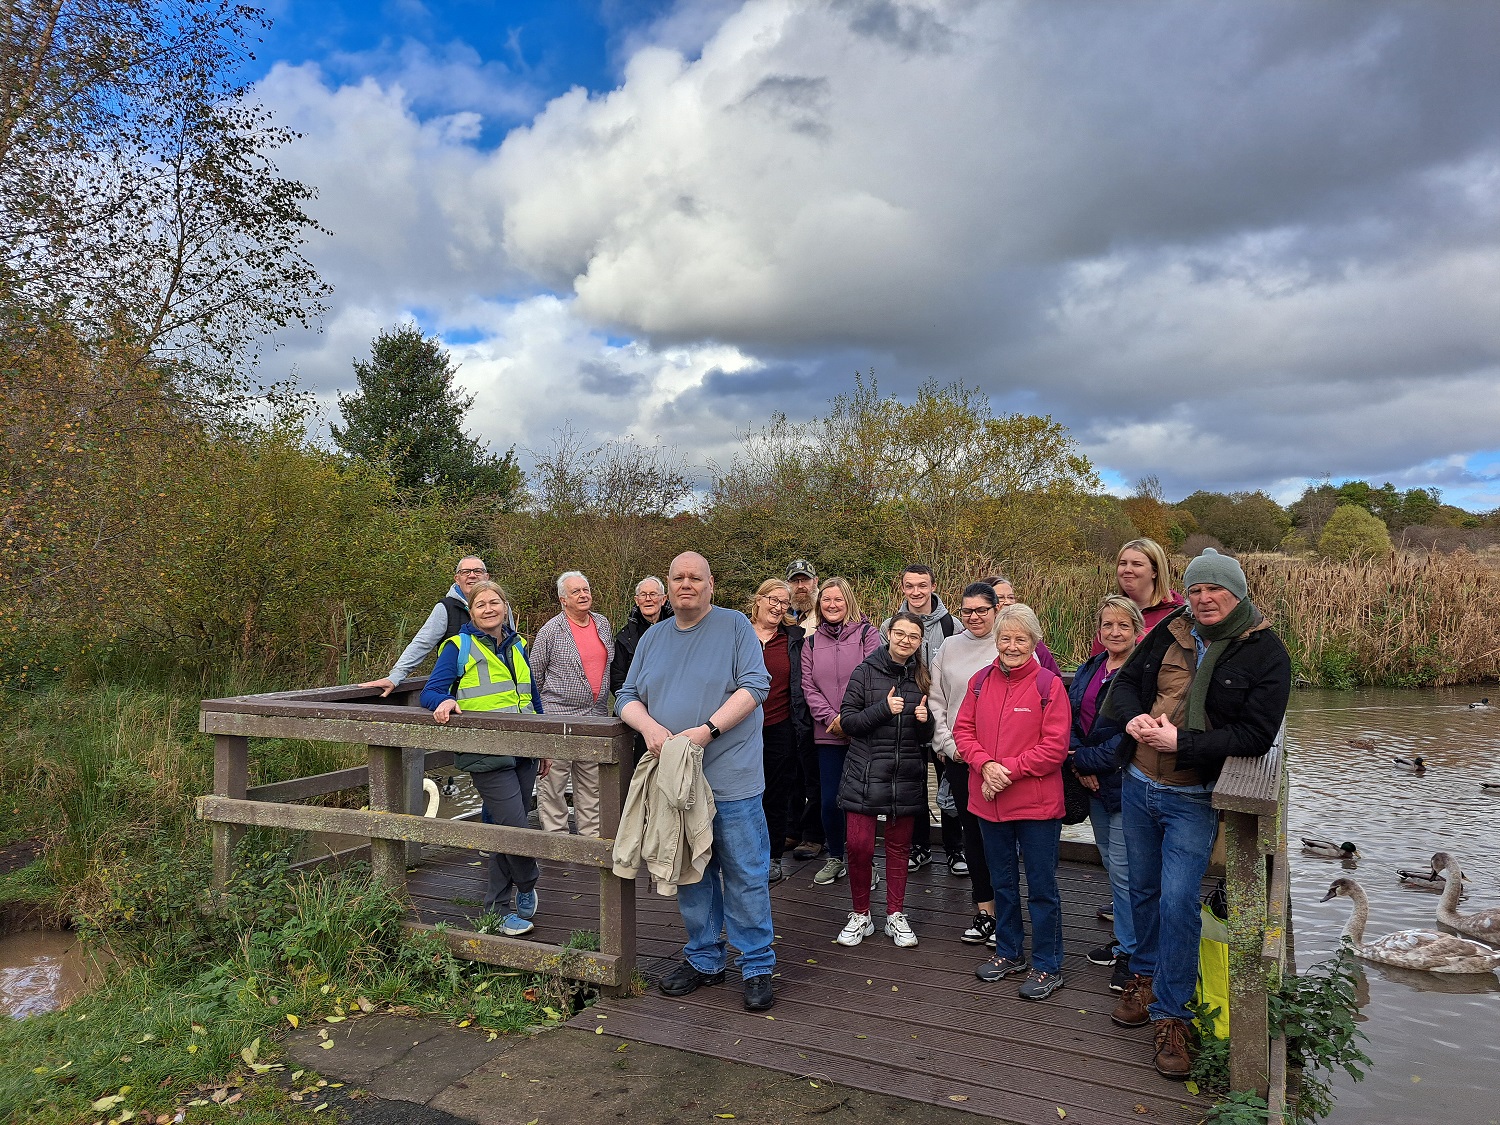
<box><xmin>0</xmin><ymin>685</ymin><xmax>595</xmax><ymax>1123</ymax></box>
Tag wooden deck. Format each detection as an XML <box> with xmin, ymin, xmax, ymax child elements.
<box><xmin>407</xmin><ymin>842</ymin><xmax>1208</xmax><ymax>1125</ymax></box>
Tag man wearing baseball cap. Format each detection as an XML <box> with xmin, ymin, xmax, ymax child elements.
<box><xmin>785</xmin><ymin>559</ymin><xmax>819</xmax><ymax>635</ymax></box>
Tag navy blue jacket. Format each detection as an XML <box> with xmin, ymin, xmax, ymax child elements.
<box><xmin>1067</xmin><ymin>651</ymin><xmax>1126</xmax><ymax>815</ymax></box>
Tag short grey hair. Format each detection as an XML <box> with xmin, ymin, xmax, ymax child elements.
<box><xmin>635</xmin><ymin>575</ymin><xmax>666</xmax><ymax>595</ymax></box>
<box><xmin>995</xmin><ymin>603</ymin><xmax>1044</xmax><ymax>645</ymax></box>
<box><xmin>456</xmin><ymin>555</ymin><xmax>485</xmax><ymax>573</ymax></box>
<box><xmin>557</xmin><ymin>570</ymin><xmax>589</xmax><ymax>597</ymax></box>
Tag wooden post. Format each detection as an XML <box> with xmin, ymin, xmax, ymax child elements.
<box><xmin>597</xmin><ymin>731</ymin><xmax>637</xmax><ymax>997</ymax></box>
<box><xmin>1225</xmin><ymin>809</ymin><xmax>1270</xmax><ymax>1098</ymax></box>
<box><xmin>367</xmin><ymin>744</ymin><xmax>408</xmax><ymax>895</ymax></box>
<box><xmin>212</xmin><ymin>734</ymin><xmax>249</xmax><ymax>890</ymax></box>
<box><xmin>402</xmin><ymin>746</ymin><xmax>425</xmax><ymax>865</ymax></box>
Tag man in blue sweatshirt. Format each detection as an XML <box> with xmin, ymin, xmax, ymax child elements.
<box><xmin>615</xmin><ymin>551</ymin><xmax>776</xmax><ymax>1011</ymax></box>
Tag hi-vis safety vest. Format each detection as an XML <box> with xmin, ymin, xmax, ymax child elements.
<box><xmin>444</xmin><ymin>632</ymin><xmax>536</xmax><ymax>713</ymax></box>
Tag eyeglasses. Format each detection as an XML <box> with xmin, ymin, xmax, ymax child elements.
<box><xmin>565</xmin><ymin>588</ymin><xmax>591</xmax><ymax>598</ymax></box>
<box><xmin>994</xmin><ymin>594</ymin><xmax>1018</xmax><ymax>604</ymax></box>
<box><xmin>958</xmin><ymin>606</ymin><xmax>994</xmax><ymax>618</ymax></box>
<box><xmin>761</xmin><ymin>596</ymin><xmax>790</xmax><ymax>609</ymax></box>
<box><xmin>635</xmin><ymin>590</ymin><xmax>663</xmax><ymax>599</ymax></box>
<box><xmin>456</xmin><ymin>567</ymin><xmax>488</xmax><ymax>578</ymax></box>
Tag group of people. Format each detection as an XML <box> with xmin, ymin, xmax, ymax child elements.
<box><xmin>366</xmin><ymin>537</ymin><xmax>1291</xmax><ymax>1081</ymax></box>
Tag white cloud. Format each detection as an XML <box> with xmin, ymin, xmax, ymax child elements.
<box><xmin>255</xmin><ymin>0</ymin><xmax>1500</xmax><ymax>507</ymax></box>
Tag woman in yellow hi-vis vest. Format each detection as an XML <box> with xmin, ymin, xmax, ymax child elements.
<box><xmin>421</xmin><ymin>580</ymin><xmax>547</xmax><ymax>936</ymax></box>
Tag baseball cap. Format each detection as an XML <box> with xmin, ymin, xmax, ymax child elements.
<box><xmin>786</xmin><ymin>558</ymin><xmax>817</xmax><ymax>580</ymax></box>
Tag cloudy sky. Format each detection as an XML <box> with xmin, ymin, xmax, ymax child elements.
<box><xmin>250</xmin><ymin>0</ymin><xmax>1500</xmax><ymax>509</ymax></box>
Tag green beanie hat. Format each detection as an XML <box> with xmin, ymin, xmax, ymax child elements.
<box><xmin>1183</xmin><ymin>548</ymin><xmax>1248</xmax><ymax>601</ymax></box>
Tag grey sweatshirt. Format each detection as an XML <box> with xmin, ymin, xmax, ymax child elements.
<box><xmin>929</xmin><ymin>628</ymin><xmax>1000</xmax><ymax>761</ymax></box>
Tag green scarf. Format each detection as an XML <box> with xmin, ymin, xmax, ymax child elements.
<box><xmin>1185</xmin><ymin>598</ymin><xmax>1260</xmax><ymax>732</ymax></box>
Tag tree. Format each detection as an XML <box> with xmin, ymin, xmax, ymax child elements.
<box><xmin>332</xmin><ymin>325</ymin><xmax>522</xmax><ymax>505</ymax></box>
<box><xmin>1</xmin><ymin>0</ymin><xmax>329</xmax><ymax>406</ymax></box>
<box><xmin>1318</xmin><ymin>505</ymin><xmax>1392</xmax><ymax>562</ymax></box>
<box><xmin>1178</xmin><ymin>490</ymin><xmax>1290</xmax><ymax>552</ymax></box>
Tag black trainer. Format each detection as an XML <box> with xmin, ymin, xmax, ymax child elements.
<box><xmin>1110</xmin><ymin>952</ymin><xmax>1133</xmax><ymax>992</ymax></box>
<box><xmin>743</xmin><ymin>974</ymin><xmax>775</xmax><ymax>1011</ymax></box>
<box><xmin>658</xmin><ymin>961</ymin><xmax>725</xmax><ymax>997</ymax></box>
<box><xmin>908</xmin><ymin>846</ymin><xmax>932</xmax><ymax>871</ymax></box>
<box><xmin>1087</xmin><ymin>941</ymin><xmax>1119</xmax><ymax>966</ymax></box>
<box><xmin>961</xmin><ymin>911</ymin><xmax>996</xmax><ymax>945</ymax></box>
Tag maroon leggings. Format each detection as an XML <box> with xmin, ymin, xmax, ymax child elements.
<box><xmin>846</xmin><ymin>812</ymin><xmax>915</xmax><ymax>915</ymax></box>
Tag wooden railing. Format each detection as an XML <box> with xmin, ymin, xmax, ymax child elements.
<box><xmin>1213</xmin><ymin>720</ymin><xmax>1292</xmax><ymax>1112</ymax></box>
<box><xmin>195</xmin><ymin>680</ymin><xmax>637</xmax><ymax>995</ymax></box>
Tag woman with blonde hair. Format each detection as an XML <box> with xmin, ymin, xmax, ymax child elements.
<box><xmin>746</xmin><ymin>578</ymin><xmax>812</xmax><ymax>884</ymax></box>
<box><xmin>1068</xmin><ymin>594</ymin><xmax>1145</xmax><ymax>993</ymax></box>
<box><xmin>800</xmin><ymin>577</ymin><xmax>882</xmax><ymax>884</ymax></box>
<box><xmin>1089</xmin><ymin>538</ymin><xmax>1184</xmax><ymax>656</ymax></box>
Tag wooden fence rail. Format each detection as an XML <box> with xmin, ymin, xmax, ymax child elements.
<box><xmin>1213</xmin><ymin>720</ymin><xmax>1292</xmax><ymax>1112</ymax></box>
<box><xmin>196</xmin><ymin>680</ymin><xmax>637</xmax><ymax>994</ymax></box>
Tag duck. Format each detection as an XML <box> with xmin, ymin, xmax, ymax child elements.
<box><xmin>1397</xmin><ymin>867</ymin><xmax>1448</xmax><ymax>890</ymax></box>
<box><xmin>1321</xmin><ymin>878</ymin><xmax>1500</xmax><ymax>974</ymax></box>
<box><xmin>440</xmin><ymin>775</ymin><xmax>460</xmax><ymax>797</ymax></box>
<box><xmin>1393</xmin><ymin>756</ymin><xmax>1426</xmax><ymax>773</ymax></box>
<box><xmin>1430</xmin><ymin>853</ymin><xmax>1500</xmax><ymax>944</ymax></box>
<box><xmin>1468</xmin><ymin>698</ymin><xmax>1492</xmax><ymax>711</ymax></box>
<box><xmin>1302</xmin><ymin>837</ymin><xmax>1360</xmax><ymax>860</ymax></box>
<box><xmin>1481</xmin><ymin>781</ymin><xmax>1500</xmax><ymax>792</ymax></box>
<box><xmin>1346</xmin><ymin>737</ymin><xmax>1376</xmax><ymax>750</ymax></box>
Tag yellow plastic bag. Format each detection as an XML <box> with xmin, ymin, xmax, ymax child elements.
<box><xmin>1195</xmin><ymin>903</ymin><xmax>1230</xmax><ymax>1039</ymax></box>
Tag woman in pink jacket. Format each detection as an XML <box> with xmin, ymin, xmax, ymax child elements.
<box><xmin>954</xmin><ymin>603</ymin><xmax>1072</xmax><ymax>1001</ymax></box>
<box><xmin>801</xmin><ymin>577</ymin><xmax>882</xmax><ymax>887</ymax></box>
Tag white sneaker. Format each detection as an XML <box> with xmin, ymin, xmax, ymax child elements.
<box><xmin>885</xmin><ymin>911</ymin><xmax>918</xmax><ymax>948</ymax></box>
<box><xmin>836</xmin><ymin>911</ymin><xmax>876</xmax><ymax>946</ymax></box>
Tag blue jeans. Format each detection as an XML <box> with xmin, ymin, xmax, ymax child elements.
<box><xmin>1122</xmin><ymin>767</ymin><xmax>1219</xmax><ymax>1022</ymax></box>
<box><xmin>817</xmin><ymin>745</ymin><xmax>849</xmax><ymax>859</ymax></box>
<box><xmin>677</xmin><ymin>795</ymin><xmax>777</xmax><ymax>980</ymax></box>
<box><xmin>1089</xmin><ymin>797</ymin><xmax>1136</xmax><ymax>957</ymax></box>
<box><xmin>978</xmin><ymin>817</ymin><xmax>1064</xmax><ymax>975</ymax></box>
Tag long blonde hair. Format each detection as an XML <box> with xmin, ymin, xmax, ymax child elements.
<box><xmin>816</xmin><ymin>576</ymin><xmax>864</xmax><ymax>628</ymax></box>
<box><xmin>1118</xmin><ymin>538</ymin><xmax>1173</xmax><ymax>607</ymax></box>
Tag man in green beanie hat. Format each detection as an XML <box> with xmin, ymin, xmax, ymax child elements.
<box><xmin>1101</xmin><ymin>547</ymin><xmax>1290</xmax><ymax>1081</ymax></box>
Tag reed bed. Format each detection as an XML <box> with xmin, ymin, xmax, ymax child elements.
<box><xmin>875</xmin><ymin>551</ymin><xmax>1500</xmax><ymax>689</ymax></box>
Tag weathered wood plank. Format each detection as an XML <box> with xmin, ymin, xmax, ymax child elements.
<box><xmin>197</xmin><ymin>796</ymin><xmax>614</xmax><ymax>866</ymax></box>
<box><xmin>402</xmin><ymin>921</ymin><xmax>619</xmax><ymax>985</ymax></box>
<box><xmin>597</xmin><ymin>733</ymin><xmax>637</xmax><ymax>997</ymax></box>
<box><xmin>367</xmin><ymin>744</ymin><xmax>408</xmax><ymax>892</ymax></box>
<box><xmin>1224</xmin><ymin>809</ymin><xmax>1270</xmax><ymax>1099</ymax></box>
<box><xmin>211</xmin><ymin>734</ymin><xmax>249</xmax><ymax>891</ymax></box>
<box><xmin>1212</xmin><ymin>721</ymin><xmax>1285</xmax><ymax>817</ymax></box>
<box><xmin>1263</xmin><ymin>846</ymin><xmax>1289</xmax><ymax>967</ymax></box>
<box><xmin>244</xmin><ymin>749</ymin><xmax>459</xmax><ymax>803</ymax></box>
<box><xmin>199</xmin><ymin>710</ymin><xmax>625</xmax><ymax>763</ymax></box>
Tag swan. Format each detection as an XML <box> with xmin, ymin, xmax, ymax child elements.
<box><xmin>422</xmin><ymin>777</ymin><xmax>441</xmax><ymax>817</ymax></box>
<box><xmin>1321</xmin><ymin>878</ymin><xmax>1500</xmax><ymax>974</ymax></box>
<box><xmin>1430</xmin><ymin>853</ymin><xmax>1500</xmax><ymax>944</ymax></box>
<box><xmin>1468</xmin><ymin>698</ymin><xmax>1491</xmax><ymax>710</ymax></box>
<box><xmin>1393</xmin><ymin>756</ymin><xmax>1426</xmax><ymax>773</ymax></box>
<box><xmin>1302</xmin><ymin>838</ymin><xmax>1360</xmax><ymax>860</ymax></box>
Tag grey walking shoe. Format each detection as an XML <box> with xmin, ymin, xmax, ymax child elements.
<box><xmin>813</xmin><ymin>857</ymin><xmax>848</xmax><ymax>885</ymax></box>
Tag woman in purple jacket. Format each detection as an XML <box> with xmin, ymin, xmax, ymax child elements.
<box><xmin>801</xmin><ymin>577</ymin><xmax>882</xmax><ymax>886</ymax></box>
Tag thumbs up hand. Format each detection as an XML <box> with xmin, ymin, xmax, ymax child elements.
<box><xmin>886</xmin><ymin>686</ymin><xmax>905</xmax><ymax>715</ymax></box>
<box><xmin>914</xmin><ymin>695</ymin><xmax>928</xmax><ymax>722</ymax></box>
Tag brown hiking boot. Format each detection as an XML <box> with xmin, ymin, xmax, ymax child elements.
<box><xmin>1153</xmin><ymin>1017</ymin><xmax>1194</xmax><ymax>1079</ymax></box>
<box><xmin>1111</xmin><ymin>974</ymin><xmax>1153</xmax><ymax>1027</ymax></box>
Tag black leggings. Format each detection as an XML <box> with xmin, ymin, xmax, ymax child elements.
<box><xmin>945</xmin><ymin>757</ymin><xmax>992</xmax><ymax>906</ymax></box>
<box><xmin>761</xmin><ymin>719</ymin><xmax>798</xmax><ymax>860</ymax></box>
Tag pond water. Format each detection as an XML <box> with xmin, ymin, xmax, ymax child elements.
<box><xmin>1285</xmin><ymin>687</ymin><xmax>1500</xmax><ymax>1125</ymax></box>
<box><xmin>0</xmin><ymin>930</ymin><xmax>104</xmax><ymax>1018</ymax></box>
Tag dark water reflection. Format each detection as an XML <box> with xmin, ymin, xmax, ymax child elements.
<box><xmin>1287</xmin><ymin>688</ymin><xmax>1500</xmax><ymax>1125</ymax></box>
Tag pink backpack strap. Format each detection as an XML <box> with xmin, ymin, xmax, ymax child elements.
<box><xmin>972</xmin><ymin>664</ymin><xmax>1057</xmax><ymax>706</ymax></box>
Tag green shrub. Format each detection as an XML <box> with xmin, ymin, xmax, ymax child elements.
<box><xmin>1318</xmin><ymin>505</ymin><xmax>1392</xmax><ymax>562</ymax></box>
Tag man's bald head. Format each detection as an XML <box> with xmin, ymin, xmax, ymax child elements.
<box><xmin>667</xmin><ymin>551</ymin><xmax>714</xmax><ymax>626</ymax></box>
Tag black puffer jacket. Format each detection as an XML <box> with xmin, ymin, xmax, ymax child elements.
<box><xmin>837</xmin><ymin>648</ymin><xmax>934</xmax><ymax>818</ymax></box>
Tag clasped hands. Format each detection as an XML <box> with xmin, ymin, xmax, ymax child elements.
<box><xmin>1126</xmin><ymin>712</ymin><xmax>1179</xmax><ymax>751</ymax></box>
<box><xmin>641</xmin><ymin>719</ymin><xmax>714</xmax><ymax>758</ymax></box>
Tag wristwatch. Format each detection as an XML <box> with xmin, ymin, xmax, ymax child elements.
<box><xmin>705</xmin><ymin>719</ymin><xmax>722</xmax><ymax>741</ymax></box>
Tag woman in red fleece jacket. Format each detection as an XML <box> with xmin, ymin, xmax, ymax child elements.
<box><xmin>954</xmin><ymin>603</ymin><xmax>1072</xmax><ymax>1001</ymax></box>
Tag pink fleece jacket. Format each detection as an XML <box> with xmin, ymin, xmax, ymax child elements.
<box><xmin>952</xmin><ymin>656</ymin><xmax>1072</xmax><ymax>823</ymax></box>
